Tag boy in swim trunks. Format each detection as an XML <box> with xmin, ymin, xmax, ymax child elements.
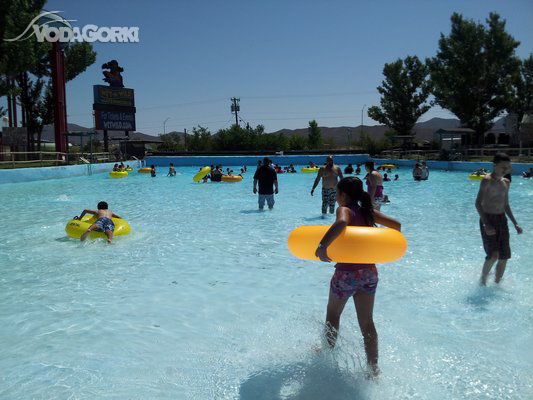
<box><xmin>77</xmin><ymin>202</ymin><xmax>123</xmax><ymax>244</ymax></box>
<box><xmin>475</xmin><ymin>153</ymin><xmax>522</xmax><ymax>285</ymax></box>
<box><xmin>310</xmin><ymin>156</ymin><xmax>344</xmax><ymax>214</ymax></box>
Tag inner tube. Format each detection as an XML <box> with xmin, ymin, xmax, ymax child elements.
<box><xmin>301</xmin><ymin>167</ymin><xmax>320</xmax><ymax>173</ymax></box>
<box><xmin>194</xmin><ymin>166</ymin><xmax>211</xmax><ymax>182</ymax></box>
<box><xmin>125</xmin><ymin>168</ymin><xmax>133</xmax><ymax>172</ymax></box>
<box><xmin>109</xmin><ymin>171</ymin><xmax>128</xmax><ymax>178</ymax></box>
<box><xmin>222</xmin><ymin>175</ymin><xmax>242</xmax><ymax>182</ymax></box>
<box><xmin>138</xmin><ymin>168</ymin><xmax>151</xmax><ymax>173</ymax></box>
<box><xmin>65</xmin><ymin>215</ymin><xmax>131</xmax><ymax>239</ymax></box>
<box><xmin>288</xmin><ymin>226</ymin><xmax>407</xmax><ymax>264</ymax></box>
<box><xmin>379</xmin><ymin>164</ymin><xmax>397</xmax><ymax>170</ymax></box>
<box><xmin>468</xmin><ymin>174</ymin><xmax>486</xmax><ymax>181</ymax></box>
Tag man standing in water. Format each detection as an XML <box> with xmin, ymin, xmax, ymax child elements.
<box><xmin>253</xmin><ymin>157</ymin><xmax>279</xmax><ymax>210</ymax></box>
<box><xmin>310</xmin><ymin>156</ymin><xmax>344</xmax><ymax>214</ymax></box>
<box><xmin>476</xmin><ymin>153</ymin><xmax>522</xmax><ymax>285</ymax></box>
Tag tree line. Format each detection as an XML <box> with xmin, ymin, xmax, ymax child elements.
<box><xmin>1</xmin><ymin>0</ymin><xmax>96</xmax><ymax>152</ymax></box>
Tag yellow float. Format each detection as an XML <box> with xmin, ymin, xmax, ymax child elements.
<box><xmin>109</xmin><ymin>171</ymin><xmax>128</xmax><ymax>178</ymax></box>
<box><xmin>138</xmin><ymin>168</ymin><xmax>151</xmax><ymax>173</ymax></box>
<box><xmin>65</xmin><ymin>215</ymin><xmax>131</xmax><ymax>239</ymax></box>
<box><xmin>222</xmin><ymin>175</ymin><xmax>242</xmax><ymax>182</ymax></box>
<box><xmin>125</xmin><ymin>167</ymin><xmax>133</xmax><ymax>172</ymax></box>
<box><xmin>193</xmin><ymin>166</ymin><xmax>211</xmax><ymax>182</ymax></box>
<box><xmin>468</xmin><ymin>174</ymin><xmax>486</xmax><ymax>181</ymax></box>
<box><xmin>301</xmin><ymin>167</ymin><xmax>320</xmax><ymax>173</ymax></box>
<box><xmin>288</xmin><ymin>226</ymin><xmax>407</xmax><ymax>264</ymax></box>
<box><xmin>378</xmin><ymin>164</ymin><xmax>397</xmax><ymax>170</ymax></box>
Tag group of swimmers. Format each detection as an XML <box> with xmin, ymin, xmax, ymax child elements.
<box><xmin>112</xmin><ymin>162</ymin><xmax>131</xmax><ymax>172</ymax></box>
<box><xmin>92</xmin><ymin>153</ymin><xmax>524</xmax><ymax>378</ymax></box>
<box><xmin>412</xmin><ymin>161</ymin><xmax>429</xmax><ymax>181</ymax></box>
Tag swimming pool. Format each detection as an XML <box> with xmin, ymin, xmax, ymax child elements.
<box><xmin>0</xmin><ymin>167</ymin><xmax>532</xmax><ymax>399</ymax></box>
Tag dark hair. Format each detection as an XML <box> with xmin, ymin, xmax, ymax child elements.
<box><xmin>493</xmin><ymin>152</ymin><xmax>510</xmax><ymax>164</ymax></box>
<box><xmin>337</xmin><ymin>177</ymin><xmax>375</xmax><ymax>226</ymax></box>
<box><xmin>263</xmin><ymin>157</ymin><xmax>269</xmax><ymax>165</ymax></box>
<box><xmin>364</xmin><ymin>161</ymin><xmax>374</xmax><ymax>170</ymax></box>
<box><xmin>151</xmin><ymin>165</ymin><xmax>155</xmax><ymax>168</ymax></box>
<box><xmin>97</xmin><ymin>201</ymin><xmax>108</xmax><ymax>210</ymax></box>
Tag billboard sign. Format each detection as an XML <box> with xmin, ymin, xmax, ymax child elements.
<box><xmin>95</xmin><ymin>110</ymin><xmax>136</xmax><ymax>131</ymax></box>
<box><xmin>93</xmin><ymin>85</ymin><xmax>135</xmax><ymax>107</ymax></box>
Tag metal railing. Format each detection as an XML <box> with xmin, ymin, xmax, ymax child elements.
<box><xmin>0</xmin><ymin>151</ymin><xmax>113</xmax><ymax>169</ymax></box>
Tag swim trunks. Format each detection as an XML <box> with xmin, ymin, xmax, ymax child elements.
<box><xmin>94</xmin><ymin>217</ymin><xmax>115</xmax><ymax>232</ymax></box>
<box><xmin>330</xmin><ymin>267</ymin><xmax>378</xmax><ymax>299</ymax></box>
<box><xmin>322</xmin><ymin>187</ymin><xmax>336</xmax><ymax>213</ymax></box>
<box><xmin>480</xmin><ymin>214</ymin><xmax>510</xmax><ymax>260</ymax></box>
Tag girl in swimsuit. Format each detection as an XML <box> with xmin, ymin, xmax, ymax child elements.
<box><xmin>315</xmin><ymin>177</ymin><xmax>401</xmax><ymax>377</ymax></box>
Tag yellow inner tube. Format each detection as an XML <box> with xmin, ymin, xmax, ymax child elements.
<box><xmin>468</xmin><ymin>174</ymin><xmax>486</xmax><ymax>181</ymax></box>
<box><xmin>125</xmin><ymin>168</ymin><xmax>133</xmax><ymax>172</ymax></box>
<box><xmin>138</xmin><ymin>168</ymin><xmax>152</xmax><ymax>173</ymax></box>
<box><xmin>301</xmin><ymin>167</ymin><xmax>320</xmax><ymax>173</ymax></box>
<box><xmin>65</xmin><ymin>215</ymin><xmax>131</xmax><ymax>239</ymax></box>
<box><xmin>288</xmin><ymin>226</ymin><xmax>407</xmax><ymax>264</ymax></box>
<box><xmin>379</xmin><ymin>164</ymin><xmax>397</xmax><ymax>169</ymax></box>
<box><xmin>222</xmin><ymin>175</ymin><xmax>242</xmax><ymax>182</ymax></box>
<box><xmin>194</xmin><ymin>166</ymin><xmax>211</xmax><ymax>182</ymax></box>
<box><xmin>109</xmin><ymin>171</ymin><xmax>128</xmax><ymax>178</ymax></box>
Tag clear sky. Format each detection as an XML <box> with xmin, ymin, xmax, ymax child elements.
<box><xmin>7</xmin><ymin>0</ymin><xmax>533</xmax><ymax>135</ymax></box>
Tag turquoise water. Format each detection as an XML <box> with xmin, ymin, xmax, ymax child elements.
<box><xmin>0</xmin><ymin>168</ymin><xmax>532</xmax><ymax>400</ymax></box>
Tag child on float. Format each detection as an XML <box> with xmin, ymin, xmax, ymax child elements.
<box><xmin>77</xmin><ymin>201</ymin><xmax>123</xmax><ymax>244</ymax></box>
<box><xmin>315</xmin><ymin>176</ymin><xmax>401</xmax><ymax>377</ymax></box>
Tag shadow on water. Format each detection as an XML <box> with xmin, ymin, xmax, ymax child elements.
<box><xmin>239</xmin><ymin>359</ymin><xmax>369</xmax><ymax>400</ymax></box>
<box><xmin>303</xmin><ymin>215</ymin><xmax>328</xmax><ymax>221</ymax></box>
<box><xmin>464</xmin><ymin>286</ymin><xmax>500</xmax><ymax>311</ymax></box>
<box><xmin>240</xmin><ymin>209</ymin><xmax>266</xmax><ymax>214</ymax></box>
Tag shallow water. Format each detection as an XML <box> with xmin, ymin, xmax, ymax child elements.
<box><xmin>0</xmin><ymin>168</ymin><xmax>532</xmax><ymax>399</ymax></box>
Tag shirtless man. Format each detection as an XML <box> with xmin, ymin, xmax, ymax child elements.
<box><xmin>364</xmin><ymin>161</ymin><xmax>384</xmax><ymax>210</ymax></box>
<box><xmin>475</xmin><ymin>153</ymin><xmax>522</xmax><ymax>285</ymax></box>
<box><xmin>77</xmin><ymin>201</ymin><xmax>123</xmax><ymax>244</ymax></box>
<box><xmin>310</xmin><ymin>156</ymin><xmax>343</xmax><ymax>214</ymax></box>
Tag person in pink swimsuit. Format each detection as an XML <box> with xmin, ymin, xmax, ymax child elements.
<box><xmin>364</xmin><ymin>161</ymin><xmax>385</xmax><ymax>210</ymax></box>
<box><xmin>315</xmin><ymin>177</ymin><xmax>401</xmax><ymax>377</ymax></box>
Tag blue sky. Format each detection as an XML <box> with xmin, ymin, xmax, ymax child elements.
<box><xmin>6</xmin><ymin>0</ymin><xmax>533</xmax><ymax>135</ymax></box>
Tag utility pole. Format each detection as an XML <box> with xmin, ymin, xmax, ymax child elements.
<box><xmin>231</xmin><ymin>97</ymin><xmax>240</xmax><ymax>127</ymax></box>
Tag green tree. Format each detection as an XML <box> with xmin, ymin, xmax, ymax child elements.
<box><xmin>368</xmin><ymin>55</ymin><xmax>432</xmax><ymax>136</ymax></box>
<box><xmin>427</xmin><ymin>12</ymin><xmax>521</xmax><ymax>146</ymax></box>
<box><xmin>307</xmin><ymin>120</ymin><xmax>322</xmax><ymax>149</ymax></box>
<box><xmin>158</xmin><ymin>132</ymin><xmax>183</xmax><ymax>151</ymax></box>
<box><xmin>509</xmin><ymin>54</ymin><xmax>533</xmax><ymax>130</ymax></box>
<box><xmin>288</xmin><ymin>134</ymin><xmax>307</xmax><ymax>150</ymax></box>
<box><xmin>187</xmin><ymin>125</ymin><xmax>212</xmax><ymax>151</ymax></box>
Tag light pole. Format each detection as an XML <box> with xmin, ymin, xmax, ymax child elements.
<box><xmin>360</xmin><ymin>104</ymin><xmax>367</xmax><ymax>136</ymax></box>
<box><xmin>347</xmin><ymin>128</ymin><xmax>352</xmax><ymax>150</ymax></box>
<box><xmin>163</xmin><ymin>117</ymin><xmax>170</xmax><ymax>135</ymax></box>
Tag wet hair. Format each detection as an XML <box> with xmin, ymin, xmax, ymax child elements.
<box><xmin>151</xmin><ymin>165</ymin><xmax>155</xmax><ymax>168</ymax></box>
<box><xmin>364</xmin><ymin>161</ymin><xmax>374</xmax><ymax>170</ymax></box>
<box><xmin>337</xmin><ymin>177</ymin><xmax>375</xmax><ymax>226</ymax></box>
<box><xmin>263</xmin><ymin>157</ymin><xmax>269</xmax><ymax>165</ymax></box>
<box><xmin>493</xmin><ymin>152</ymin><xmax>510</xmax><ymax>164</ymax></box>
<box><xmin>97</xmin><ymin>201</ymin><xmax>108</xmax><ymax>210</ymax></box>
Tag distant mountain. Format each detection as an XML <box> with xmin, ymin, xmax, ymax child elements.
<box><xmin>39</xmin><ymin>115</ymin><xmax>507</xmax><ymax>147</ymax></box>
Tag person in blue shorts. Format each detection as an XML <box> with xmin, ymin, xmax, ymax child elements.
<box><xmin>253</xmin><ymin>157</ymin><xmax>278</xmax><ymax>209</ymax></box>
<box><xmin>77</xmin><ymin>202</ymin><xmax>123</xmax><ymax>244</ymax></box>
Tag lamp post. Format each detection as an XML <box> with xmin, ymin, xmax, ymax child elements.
<box><xmin>360</xmin><ymin>104</ymin><xmax>367</xmax><ymax>136</ymax></box>
<box><xmin>163</xmin><ymin>117</ymin><xmax>170</xmax><ymax>135</ymax></box>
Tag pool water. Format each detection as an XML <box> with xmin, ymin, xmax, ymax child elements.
<box><xmin>0</xmin><ymin>167</ymin><xmax>532</xmax><ymax>399</ymax></box>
